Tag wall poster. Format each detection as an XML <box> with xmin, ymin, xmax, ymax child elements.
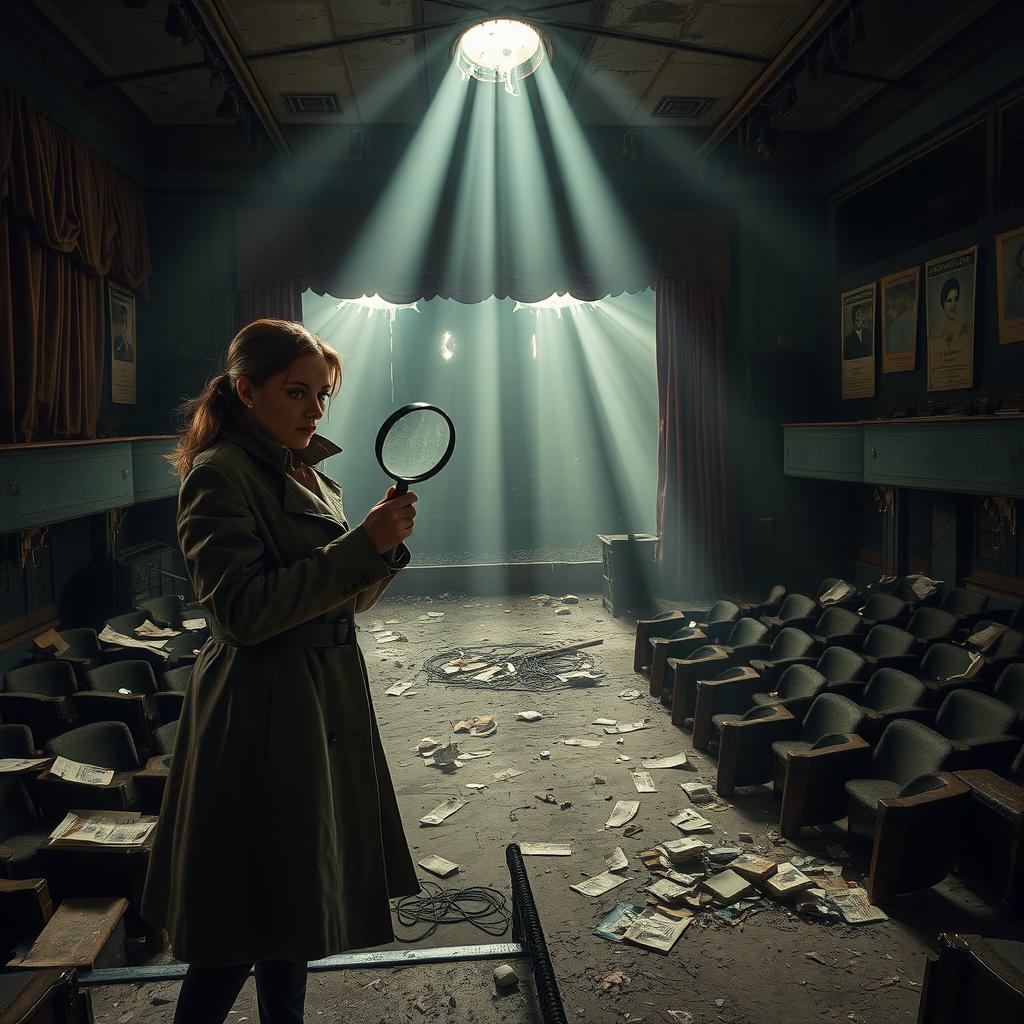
<box><xmin>925</xmin><ymin>245</ymin><xmax>977</xmax><ymax>392</ymax></box>
<box><xmin>841</xmin><ymin>282</ymin><xmax>876</xmax><ymax>400</ymax></box>
<box><xmin>995</xmin><ymin>225</ymin><xmax>1024</xmax><ymax>344</ymax></box>
<box><xmin>109</xmin><ymin>281</ymin><xmax>137</xmax><ymax>405</ymax></box>
<box><xmin>880</xmin><ymin>266</ymin><xmax>918</xmax><ymax>374</ymax></box>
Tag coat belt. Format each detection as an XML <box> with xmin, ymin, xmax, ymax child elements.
<box><xmin>209</xmin><ymin>617</ymin><xmax>355</xmax><ymax>648</ymax></box>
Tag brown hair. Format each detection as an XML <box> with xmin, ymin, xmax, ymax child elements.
<box><xmin>168</xmin><ymin>318</ymin><xmax>342</xmax><ymax>477</ymax></box>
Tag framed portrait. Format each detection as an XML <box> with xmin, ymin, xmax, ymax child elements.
<box><xmin>995</xmin><ymin>225</ymin><xmax>1024</xmax><ymax>344</ymax></box>
<box><xmin>108</xmin><ymin>281</ymin><xmax>137</xmax><ymax>405</ymax></box>
<box><xmin>925</xmin><ymin>245</ymin><xmax>977</xmax><ymax>392</ymax></box>
<box><xmin>840</xmin><ymin>282</ymin><xmax>876</xmax><ymax>400</ymax></box>
<box><xmin>880</xmin><ymin>266</ymin><xmax>919</xmax><ymax>373</ymax></box>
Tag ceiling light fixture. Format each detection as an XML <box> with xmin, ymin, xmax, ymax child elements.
<box><xmin>455</xmin><ymin>19</ymin><xmax>545</xmax><ymax>96</ymax></box>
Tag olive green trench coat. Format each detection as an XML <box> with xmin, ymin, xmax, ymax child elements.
<box><xmin>140</xmin><ymin>412</ymin><xmax>420</xmax><ymax>966</ymax></box>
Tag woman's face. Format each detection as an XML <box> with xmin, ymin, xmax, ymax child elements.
<box><xmin>238</xmin><ymin>353</ymin><xmax>335</xmax><ymax>449</ymax></box>
<box><xmin>942</xmin><ymin>289</ymin><xmax>959</xmax><ymax>320</ymax></box>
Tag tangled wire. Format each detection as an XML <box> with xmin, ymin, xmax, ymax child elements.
<box><xmin>392</xmin><ymin>881</ymin><xmax>512</xmax><ymax>942</ymax></box>
<box><xmin>420</xmin><ymin>641</ymin><xmax>607</xmax><ymax>692</ymax></box>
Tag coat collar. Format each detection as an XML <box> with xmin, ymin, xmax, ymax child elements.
<box><xmin>220</xmin><ymin>411</ymin><xmax>347</xmax><ymax>527</ymax></box>
<box><xmin>220</xmin><ymin>409</ymin><xmax>342</xmax><ymax>473</ymax></box>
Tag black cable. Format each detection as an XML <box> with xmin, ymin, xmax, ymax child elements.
<box><xmin>420</xmin><ymin>641</ymin><xmax>608</xmax><ymax>692</ymax></box>
<box><xmin>392</xmin><ymin>881</ymin><xmax>511</xmax><ymax>942</ymax></box>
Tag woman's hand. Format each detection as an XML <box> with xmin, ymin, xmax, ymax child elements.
<box><xmin>361</xmin><ymin>486</ymin><xmax>417</xmax><ymax>553</ymax></box>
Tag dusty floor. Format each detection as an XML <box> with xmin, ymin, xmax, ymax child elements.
<box><xmin>88</xmin><ymin>590</ymin><xmax>1017</xmax><ymax>1024</ymax></box>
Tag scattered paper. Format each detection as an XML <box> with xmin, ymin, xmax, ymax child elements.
<box><xmin>562</xmin><ymin>737</ymin><xmax>602</xmax><ymax>748</ymax></box>
<box><xmin>606</xmin><ymin>800</ymin><xmax>641</xmax><ymax>828</ymax></box>
<box><xmin>385</xmin><ymin>680</ymin><xmax>416</xmax><ymax>697</ymax></box>
<box><xmin>593</xmin><ymin>901</ymin><xmax>646</xmax><ymax>943</ymax></box>
<box><xmin>49</xmin><ymin>810</ymin><xmax>155</xmax><ymax>846</ymax></box>
<box><xmin>520</xmin><ymin>843</ymin><xmax>572</xmax><ymax>856</ymax></box>
<box><xmin>515</xmin><ymin>711</ymin><xmax>543</xmax><ymax>722</ymax></box>
<box><xmin>604</xmin><ymin>720</ymin><xmax>651</xmax><ymax>735</ymax></box>
<box><xmin>0</xmin><ymin>757</ymin><xmax>49</xmax><ymax>774</ymax></box>
<box><xmin>419</xmin><ymin>798</ymin><xmax>468</xmax><ymax>827</ymax></box>
<box><xmin>829</xmin><ymin>887</ymin><xmax>888</xmax><ymax>925</ymax></box>
<box><xmin>670</xmin><ymin>809</ymin><xmax>713</xmax><ymax>834</ymax></box>
<box><xmin>605</xmin><ymin>847</ymin><xmax>629</xmax><ymax>872</ymax></box>
<box><xmin>622</xmin><ymin>908</ymin><xmax>692</xmax><ymax>952</ymax></box>
<box><xmin>592</xmin><ymin>718</ymin><xmax>617</xmax><ymax>726</ymax></box>
<box><xmin>493</xmin><ymin>768</ymin><xmax>524</xmax><ymax>782</ymax></box>
<box><xmin>97</xmin><ymin>625</ymin><xmax>170</xmax><ymax>658</ymax></box>
<box><xmin>641</xmin><ymin>753</ymin><xmax>689</xmax><ymax>770</ymax></box>
<box><xmin>134</xmin><ymin>620</ymin><xmax>179</xmax><ymax>638</ymax></box>
<box><xmin>679</xmin><ymin>781</ymin><xmax>715</xmax><ymax>804</ymax></box>
<box><xmin>49</xmin><ymin>756</ymin><xmax>114</xmax><ymax>787</ymax></box>
<box><xmin>418</xmin><ymin>855</ymin><xmax>459</xmax><ymax>878</ymax></box>
<box><xmin>630</xmin><ymin>770</ymin><xmax>657</xmax><ymax>794</ymax></box>
<box><xmin>618</xmin><ymin>689</ymin><xmax>642</xmax><ymax>701</ymax></box>
<box><xmin>182</xmin><ymin>617</ymin><xmax>206</xmax><ymax>630</ymax></box>
<box><xmin>571</xmin><ymin>870</ymin><xmax>631</xmax><ymax>897</ymax></box>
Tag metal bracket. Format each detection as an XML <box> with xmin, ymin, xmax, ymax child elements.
<box><xmin>982</xmin><ymin>496</ymin><xmax>1017</xmax><ymax>538</ymax></box>
<box><xmin>17</xmin><ymin>526</ymin><xmax>48</xmax><ymax>569</ymax></box>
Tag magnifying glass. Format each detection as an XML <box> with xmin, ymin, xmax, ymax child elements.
<box><xmin>375</xmin><ymin>402</ymin><xmax>456</xmax><ymax>496</ymax></box>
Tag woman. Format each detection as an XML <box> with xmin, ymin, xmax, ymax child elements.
<box><xmin>932</xmin><ymin>277</ymin><xmax>971</xmax><ymax>347</ymax></box>
<box><xmin>140</xmin><ymin>319</ymin><xmax>421</xmax><ymax>1024</ymax></box>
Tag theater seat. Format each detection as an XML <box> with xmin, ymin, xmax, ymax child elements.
<box><xmin>939</xmin><ymin>586</ymin><xmax>989</xmax><ymax>629</ymax></box>
<box><xmin>758</xmin><ymin>593</ymin><xmax>818</xmax><ymax>634</ymax></box>
<box><xmin>715</xmin><ymin>692</ymin><xmax>866</xmax><ymax>796</ymax></box>
<box><xmin>78</xmin><ymin>661</ymin><xmax>162</xmax><ymax>755</ymax></box>
<box><xmin>37</xmin><ymin>722</ymin><xmax>143</xmax><ymax>816</ymax></box>
<box><xmin>827</xmin><ymin>623</ymin><xmax>918</xmax><ymax>674</ymax></box>
<box><xmin>905</xmin><ymin>606</ymin><xmax>960</xmax><ymax>651</ymax></box>
<box><xmin>993</xmin><ymin>664</ymin><xmax>1024</xmax><ymax>728</ymax></box>
<box><xmin>780</xmin><ymin>718</ymin><xmax>953</xmax><ymax>839</ymax></box>
<box><xmin>859</xmin><ymin>593</ymin><xmax>910</xmax><ymax>629</ymax></box>
<box><xmin>663</xmin><ymin>617</ymin><xmax>769</xmax><ymax>719</ymax></box>
<box><xmin>0</xmin><ymin>662</ymin><xmax>79</xmax><ymax>746</ymax></box>
<box><xmin>0</xmin><ymin>775</ymin><xmax>49</xmax><ymax>879</ymax></box>
<box><xmin>0</xmin><ymin>723</ymin><xmax>36</xmax><ymax>759</ymax></box>
<box><xmin>848</xmin><ymin>668</ymin><xmax>932</xmax><ymax>742</ymax></box>
<box><xmin>915</xmin><ymin>641</ymin><xmax>985</xmax><ymax>706</ymax></box>
<box><xmin>693</xmin><ymin>660</ymin><xmax>827</xmax><ymax>752</ymax></box>
<box><xmin>932</xmin><ymin>689</ymin><xmax>1022</xmax><ymax>773</ymax></box>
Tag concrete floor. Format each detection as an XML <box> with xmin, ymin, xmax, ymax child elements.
<box><xmin>88</xmin><ymin>590</ymin><xmax>1017</xmax><ymax>1023</ymax></box>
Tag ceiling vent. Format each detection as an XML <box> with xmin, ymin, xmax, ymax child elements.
<box><xmin>283</xmin><ymin>93</ymin><xmax>341</xmax><ymax>115</ymax></box>
<box><xmin>651</xmin><ymin>95</ymin><xmax>717</xmax><ymax>119</ymax></box>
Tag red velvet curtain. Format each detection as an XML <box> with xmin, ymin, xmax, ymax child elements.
<box><xmin>655</xmin><ymin>274</ymin><xmax>738</xmax><ymax>597</ymax></box>
<box><xmin>237</xmin><ymin>276</ymin><xmax>306</xmax><ymax>328</ymax></box>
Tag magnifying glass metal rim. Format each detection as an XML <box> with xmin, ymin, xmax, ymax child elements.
<box><xmin>374</xmin><ymin>401</ymin><xmax>456</xmax><ymax>485</ymax></box>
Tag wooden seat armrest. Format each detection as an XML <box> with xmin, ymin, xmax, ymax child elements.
<box><xmin>73</xmin><ymin>691</ymin><xmax>149</xmax><ymax>703</ymax></box>
<box><xmin>880</xmin><ymin>772</ymin><xmax>972</xmax><ymax>811</ymax></box>
<box><xmin>780</xmin><ymin>735</ymin><xmax>872</xmax><ymax>838</ymax></box>
<box><xmin>720</xmin><ymin>705</ymin><xmax>799</xmax><ymax>738</ymax></box>
<box><xmin>0</xmin><ymin>693</ymin><xmax>67</xmax><ymax>704</ymax></box>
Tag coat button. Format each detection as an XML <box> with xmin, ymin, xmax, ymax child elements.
<box><xmin>327</xmin><ymin>733</ymin><xmax>337</xmax><ymax>745</ymax></box>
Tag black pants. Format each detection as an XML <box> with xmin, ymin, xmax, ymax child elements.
<box><xmin>173</xmin><ymin>959</ymin><xmax>308</xmax><ymax>1024</ymax></box>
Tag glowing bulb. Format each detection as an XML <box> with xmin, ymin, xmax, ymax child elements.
<box><xmin>441</xmin><ymin>331</ymin><xmax>455</xmax><ymax>361</ymax></box>
<box><xmin>531</xmin><ymin>333</ymin><xmax>537</xmax><ymax>360</ymax></box>
<box><xmin>455</xmin><ymin>19</ymin><xmax>545</xmax><ymax>96</ymax></box>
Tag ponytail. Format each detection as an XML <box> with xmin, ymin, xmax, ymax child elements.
<box><xmin>167</xmin><ymin>372</ymin><xmax>238</xmax><ymax>478</ymax></box>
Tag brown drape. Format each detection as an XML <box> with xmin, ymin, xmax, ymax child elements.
<box><xmin>0</xmin><ymin>83</ymin><xmax>151</xmax><ymax>442</ymax></box>
<box><xmin>655</xmin><ymin>274</ymin><xmax>738</xmax><ymax>598</ymax></box>
<box><xmin>237</xmin><ymin>276</ymin><xmax>306</xmax><ymax>327</ymax></box>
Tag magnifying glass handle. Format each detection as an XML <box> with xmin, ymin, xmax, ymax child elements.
<box><xmin>393</xmin><ymin>479</ymin><xmax>409</xmax><ymax>497</ymax></box>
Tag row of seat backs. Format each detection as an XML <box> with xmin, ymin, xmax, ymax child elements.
<box><xmin>0</xmin><ymin>719</ymin><xmax>177</xmax><ymax>770</ymax></box>
<box><xmin>799</xmin><ymin>688</ymin><xmax>1021</xmax><ymax>762</ymax></box>
<box><xmin>3</xmin><ymin>660</ymin><xmax>192</xmax><ymax>698</ymax></box>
